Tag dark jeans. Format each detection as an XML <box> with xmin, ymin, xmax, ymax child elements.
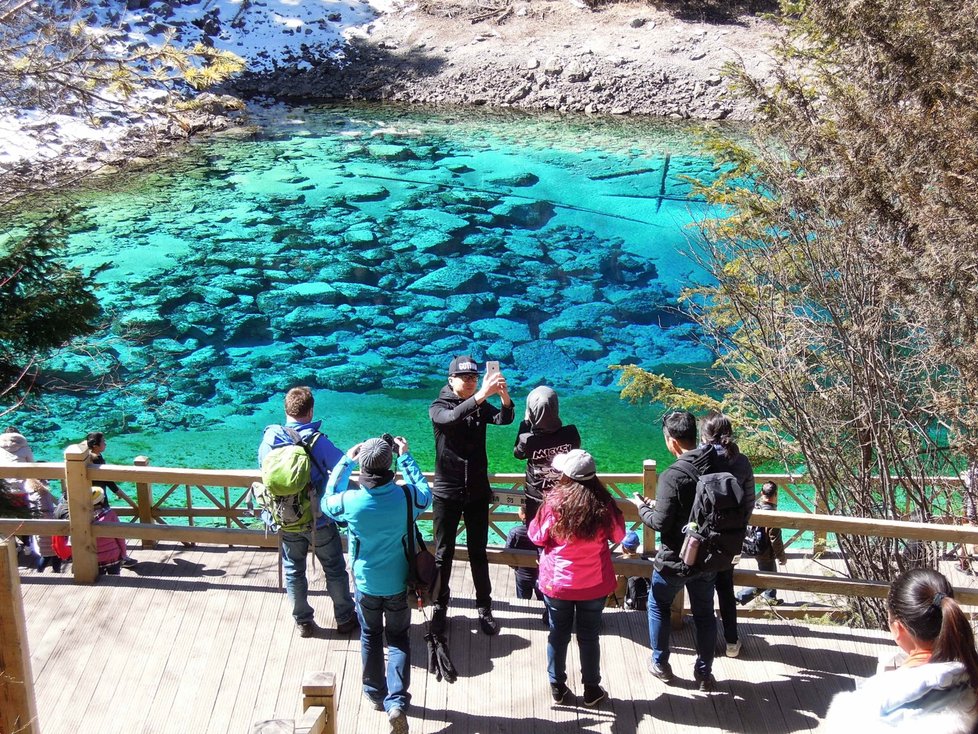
<box><xmin>715</xmin><ymin>567</ymin><xmax>738</xmax><ymax>644</ymax></box>
<box><xmin>544</xmin><ymin>595</ymin><xmax>606</xmax><ymax>686</ymax></box>
<box><xmin>356</xmin><ymin>590</ymin><xmax>411</xmax><ymax>713</ymax></box>
<box><xmin>736</xmin><ymin>555</ymin><xmax>779</xmax><ymax>603</ymax></box>
<box><xmin>648</xmin><ymin>568</ymin><xmax>717</xmax><ymax>677</ymax></box>
<box><xmin>432</xmin><ymin>495</ymin><xmax>492</xmax><ymax>609</ymax></box>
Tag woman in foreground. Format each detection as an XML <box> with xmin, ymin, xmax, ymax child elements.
<box><xmin>823</xmin><ymin>568</ymin><xmax>978</xmax><ymax>733</ymax></box>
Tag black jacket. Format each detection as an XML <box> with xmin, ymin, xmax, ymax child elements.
<box><xmin>513</xmin><ymin>421</ymin><xmax>582</xmax><ymax>502</ymax></box>
<box><xmin>429</xmin><ymin>385</ymin><xmax>515</xmax><ymax>501</ymax></box>
<box><xmin>638</xmin><ymin>444</ymin><xmax>721</xmax><ymax>575</ymax></box>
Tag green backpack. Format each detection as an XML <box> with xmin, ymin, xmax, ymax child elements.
<box><xmin>256</xmin><ymin>428</ymin><xmax>322</xmax><ymax>533</ymax></box>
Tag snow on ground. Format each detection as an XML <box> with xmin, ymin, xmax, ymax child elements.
<box><xmin>1</xmin><ymin>0</ymin><xmax>395</xmax><ymax>169</ymax></box>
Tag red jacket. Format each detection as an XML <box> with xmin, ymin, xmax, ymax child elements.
<box><xmin>528</xmin><ymin>499</ymin><xmax>625</xmax><ymax>601</ymax></box>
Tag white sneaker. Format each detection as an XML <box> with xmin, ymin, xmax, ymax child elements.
<box><xmin>726</xmin><ymin>640</ymin><xmax>742</xmax><ymax>658</ymax></box>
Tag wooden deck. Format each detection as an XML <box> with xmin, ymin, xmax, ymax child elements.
<box><xmin>19</xmin><ymin>543</ymin><xmax>899</xmax><ymax>734</ymax></box>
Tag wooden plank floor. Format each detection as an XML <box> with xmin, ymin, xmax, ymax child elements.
<box><xmin>17</xmin><ymin>544</ymin><xmax>907</xmax><ymax>734</ymax></box>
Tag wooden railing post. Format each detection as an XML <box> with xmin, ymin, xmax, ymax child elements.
<box><xmin>134</xmin><ymin>456</ymin><xmax>156</xmax><ymax>549</ymax></box>
<box><xmin>1</xmin><ymin>537</ymin><xmax>39</xmax><ymax>734</ymax></box>
<box><xmin>814</xmin><ymin>489</ymin><xmax>828</xmax><ymax>555</ymax></box>
<box><xmin>301</xmin><ymin>672</ymin><xmax>336</xmax><ymax>734</ymax></box>
<box><xmin>641</xmin><ymin>460</ymin><xmax>657</xmax><ymax>554</ymax></box>
<box><xmin>64</xmin><ymin>443</ymin><xmax>98</xmax><ymax>584</ymax></box>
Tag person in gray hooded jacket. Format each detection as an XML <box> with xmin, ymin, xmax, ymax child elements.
<box><xmin>513</xmin><ymin>386</ymin><xmax>581</xmax><ymax>524</ymax></box>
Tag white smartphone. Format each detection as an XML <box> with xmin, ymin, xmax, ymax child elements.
<box><xmin>485</xmin><ymin>360</ymin><xmax>500</xmax><ymax>377</ymax></box>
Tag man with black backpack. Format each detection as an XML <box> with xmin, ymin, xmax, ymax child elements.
<box><xmin>257</xmin><ymin>386</ymin><xmax>357</xmax><ymax>639</ymax></box>
<box><xmin>630</xmin><ymin>411</ymin><xmax>753</xmax><ymax>693</ymax></box>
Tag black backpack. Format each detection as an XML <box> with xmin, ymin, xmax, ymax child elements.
<box><xmin>624</xmin><ymin>576</ymin><xmax>649</xmax><ymax>611</ymax></box>
<box><xmin>742</xmin><ymin>524</ymin><xmax>769</xmax><ymax>557</ymax></box>
<box><xmin>675</xmin><ymin>462</ymin><xmax>754</xmax><ymax>573</ymax></box>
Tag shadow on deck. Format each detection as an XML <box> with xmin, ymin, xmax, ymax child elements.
<box><xmin>19</xmin><ymin>543</ymin><xmax>889</xmax><ymax>734</ymax></box>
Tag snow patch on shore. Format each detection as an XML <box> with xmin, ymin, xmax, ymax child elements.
<box><xmin>1</xmin><ymin>0</ymin><xmax>394</xmax><ymax>170</ymax></box>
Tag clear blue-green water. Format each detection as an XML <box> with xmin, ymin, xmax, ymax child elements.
<box><xmin>15</xmin><ymin>104</ymin><xmax>739</xmax><ymax>483</ymax></box>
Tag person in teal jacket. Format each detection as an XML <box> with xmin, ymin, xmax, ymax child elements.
<box><xmin>323</xmin><ymin>435</ymin><xmax>432</xmax><ymax>734</ymax></box>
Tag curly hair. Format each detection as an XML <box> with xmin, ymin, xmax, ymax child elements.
<box><xmin>548</xmin><ymin>475</ymin><xmax>622</xmax><ymax>542</ymax></box>
<box><xmin>284</xmin><ymin>386</ymin><xmax>314</xmax><ymax>419</ymax></box>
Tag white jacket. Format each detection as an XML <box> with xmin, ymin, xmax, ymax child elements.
<box><xmin>823</xmin><ymin>661</ymin><xmax>977</xmax><ymax>733</ymax></box>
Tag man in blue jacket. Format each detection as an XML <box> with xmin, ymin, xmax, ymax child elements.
<box><xmin>324</xmin><ymin>435</ymin><xmax>432</xmax><ymax>734</ymax></box>
<box><xmin>258</xmin><ymin>386</ymin><xmax>357</xmax><ymax>638</ymax></box>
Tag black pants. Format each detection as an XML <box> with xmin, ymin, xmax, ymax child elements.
<box><xmin>715</xmin><ymin>566</ymin><xmax>738</xmax><ymax>644</ymax></box>
<box><xmin>432</xmin><ymin>495</ymin><xmax>492</xmax><ymax>609</ymax></box>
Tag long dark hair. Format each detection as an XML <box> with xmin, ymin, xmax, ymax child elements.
<box><xmin>548</xmin><ymin>475</ymin><xmax>622</xmax><ymax>542</ymax></box>
<box><xmin>888</xmin><ymin>568</ymin><xmax>978</xmax><ymax>689</ymax></box>
<box><xmin>701</xmin><ymin>411</ymin><xmax>740</xmax><ymax>458</ymax></box>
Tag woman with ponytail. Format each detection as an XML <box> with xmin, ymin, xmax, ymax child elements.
<box><xmin>823</xmin><ymin>568</ymin><xmax>978</xmax><ymax>732</ymax></box>
<box><xmin>700</xmin><ymin>412</ymin><xmax>756</xmax><ymax>658</ymax></box>
<box><xmin>528</xmin><ymin>449</ymin><xmax>625</xmax><ymax>709</ymax></box>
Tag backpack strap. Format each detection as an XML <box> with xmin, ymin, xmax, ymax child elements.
<box><xmin>671</xmin><ymin>458</ymin><xmax>700</xmax><ymax>484</ymax></box>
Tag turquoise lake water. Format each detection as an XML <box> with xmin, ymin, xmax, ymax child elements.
<box><xmin>14</xmin><ymin>104</ymin><xmax>739</xmax><ymax>483</ymax></box>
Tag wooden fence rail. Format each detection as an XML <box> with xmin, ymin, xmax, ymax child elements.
<box><xmin>1</xmin><ymin>446</ymin><xmax>976</xmax><ymax>607</ymax></box>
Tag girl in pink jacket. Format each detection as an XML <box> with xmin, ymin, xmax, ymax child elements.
<box><xmin>92</xmin><ymin>487</ymin><xmax>127</xmax><ymax>574</ymax></box>
<box><xmin>528</xmin><ymin>449</ymin><xmax>625</xmax><ymax>709</ymax></box>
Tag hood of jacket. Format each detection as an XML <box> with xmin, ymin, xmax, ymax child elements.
<box><xmin>678</xmin><ymin>443</ymin><xmax>721</xmax><ymax>475</ymax></box>
<box><xmin>525</xmin><ymin>386</ymin><xmax>563</xmax><ymax>434</ymax></box>
<box><xmin>0</xmin><ymin>431</ymin><xmax>33</xmax><ymax>463</ymax></box>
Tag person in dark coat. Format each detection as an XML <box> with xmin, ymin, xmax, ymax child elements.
<box><xmin>429</xmin><ymin>354</ymin><xmax>514</xmax><ymax>636</ymax></box>
<box><xmin>736</xmin><ymin>482</ymin><xmax>787</xmax><ymax>605</ymax></box>
<box><xmin>701</xmin><ymin>412</ymin><xmax>756</xmax><ymax>659</ymax></box>
<box><xmin>513</xmin><ymin>385</ymin><xmax>581</xmax><ymax>524</ymax></box>
<box><xmin>631</xmin><ymin>410</ymin><xmax>723</xmax><ymax>692</ymax></box>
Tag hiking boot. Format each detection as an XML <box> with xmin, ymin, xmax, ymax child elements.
<box><xmin>430</xmin><ymin>604</ymin><xmax>447</xmax><ymax>636</ymax></box>
<box><xmin>388</xmin><ymin>707</ymin><xmax>409</xmax><ymax>734</ymax></box>
<box><xmin>583</xmin><ymin>685</ymin><xmax>607</xmax><ymax>707</ymax></box>
<box><xmin>550</xmin><ymin>682</ymin><xmax>570</xmax><ymax>704</ymax></box>
<box><xmin>694</xmin><ymin>671</ymin><xmax>716</xmax><ymax>692</ymax></box>
<box><xmin>726</xmin><ymin>640</ymin><xmax>742</xmax><ymax>658</ymax></box>
<box><xmin>336</xmin><ymin>616</ymin><xmax>360</xmax><ymax>635</ymax></box>
<box><xmin>297</xmin><ymin>621</ymin><xmax>318</xmax><ymax>638</ymax></box>
<box><xmin>477</xmin><ymin>607</ymin><xmax>499</xmax><ymax>636</ymax></box>
<box><xmin>364</xmin><ymin>693</ymin><xmax>384</xmax><ymax>711</ymax></box>
<box><xmin>648</xmin><ymin>660</ymin><xmax>673</xmax><ymax>683</ymax></box>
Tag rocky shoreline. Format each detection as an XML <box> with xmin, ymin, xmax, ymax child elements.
<box><xmin>234</xmin><ymin>4</ymin><xmax>775</xmax><ymax>121</ymax></box>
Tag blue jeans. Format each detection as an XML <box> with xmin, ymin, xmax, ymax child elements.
<box><xmin>647</xmin><ymin>568</ymin><xmax>717</xmax><ymax>676</ymax></box>
<box><xmin>356</xmin><ymin>590</ymin><xmax>411</xmax><ymax>712</ymax></box>
<box><xmin>544</xmin><ymin>595</ymin><xmax>606</xmax><ymax>687</ymax></box>
<box><xmin>281</xmin><ymin>523</ymin><xmax>355</xmax><ymax>625</ymax></box>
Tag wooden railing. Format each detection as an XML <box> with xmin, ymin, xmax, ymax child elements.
<box><xmin>1</xmin><ymin>447</ymin><xmax>977</xmax><ymax>609</ymax></box>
